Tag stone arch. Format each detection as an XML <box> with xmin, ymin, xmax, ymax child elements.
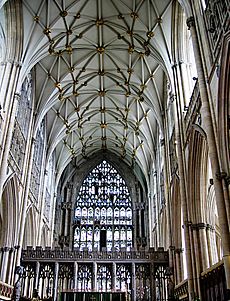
<box><xmin>187</xmin><ymin>128</ymin><xmax>221</xmax><ymax>272</ymax></box>
<box><xmin>0</xmin><ymin>175</ymin><xmax>20</xmax><ymax>247</ymax></box>
<box><xmin>61</xmin><ymin>151</ymin><xmax>147</xmax><ymax>197</ymax></box>
<box><xmin>0</xmin><ymin>175</ymin><xmax>20</xmax><ymax>282</ymax></box>
<box><xmin>171</xmin><ymin>177</ymin><xmax>185</xmax><ymax>283</ymax></box>
<box><xmin>22</xmin><ymin>206</ymin><xmax>36</xmax><ymax>248</ymax></box>
<box><xmin>187</xmin><ymin>129</ymin><xmax>209</xmax><ymax>224</ymax></box>
<box><xmin>55</xmin><ymin>151</ymin><xmax>148</xmax><ymax>250</ymax></box>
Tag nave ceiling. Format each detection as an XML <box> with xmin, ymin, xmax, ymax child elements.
<box><xmin>4</xmin><ymin>0</ymin><xmax>177</xmax><ymax>180</ymax></box>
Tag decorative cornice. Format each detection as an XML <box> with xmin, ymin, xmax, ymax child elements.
<box><xmin>21</xmin><ymin>246</ymin><xmax>169</xmax><ymax>263</ymax></box>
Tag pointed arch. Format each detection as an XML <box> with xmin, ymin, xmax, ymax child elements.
<box><xmin>187</xmin><ymin>128</ymin><xmax>221</xmax><ymax>270</ymax></box>
<box><xmin>22</xmin><ymin>206</ymin><xmax>36</xmax><ymax>248</ymax></box>
<box><xmin>73</xmin><ymin>160</ymin><xmax>133</xmax><ymax>252</ymax></box>
<box><xmin>187</xmin><ymin>129</ymin><xmax>209</xmax><ymax>223</ymax></box>
<box><xmin>0</xmin><ymin>175</ymin><xmax>20</xmax><ymax>247</ymax></box>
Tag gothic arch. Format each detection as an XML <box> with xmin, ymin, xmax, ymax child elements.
<box><xmin>187</xmin><ymin>129</ymin><xmax>209</xmax><ymax>224</ymax></box>
<box><xmin>55</xmin><ymin>152</ymin><xmax>150</xmax><ymax>251</ymax></box>
<box><xmin>61</xmin><ymin>152</ymin><xmax>143</xmax><ymax>202</ymax></box>
<box><xmin>22</xmin><ymin>207</ymin><xmax>36</xmax><ymax>248</ymax></box>
<box><xmin>0</xmin><ymin>175</ymin><xmax>20</xmax><ymax>247</ymax></box>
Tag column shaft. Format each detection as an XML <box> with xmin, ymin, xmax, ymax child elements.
<box><xmin>74</xmin><ymin>262</ymin><xmax>78</xmax><ymax>290</ymax></box>
<box><xmin>53</xmin><ymin>262</ymin><xmax>59</xmax><ymax>301</ymax></box>
<box><xmin>187</xmin><ymin>16</ymin><xmax>230</xmax><ymax>289</ymax></box>
<box><xmin>0</xmin><ymin>248</ymin><xmax>10</xmax><ymax>282</ymax></box>
<box><xmin>131</xmin><ymin>263</ymin><xmax>136</xmax><ymax>301</ymax></box>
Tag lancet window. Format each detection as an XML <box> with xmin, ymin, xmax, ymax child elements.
<box><xmin>74</xmin><ymin>160</ymin><xmax>133</xmax><ymax>251</ymax></box>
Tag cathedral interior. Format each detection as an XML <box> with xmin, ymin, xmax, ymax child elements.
<box><xmin>0</xmin><ymin>0</ymin><xmax>229</xmax><ymax>300</ymax></box>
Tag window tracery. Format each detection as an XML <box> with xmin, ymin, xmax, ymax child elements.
<box><xmin>116</xmin><ymin>264</ymin><xmax>131</xmax><ymax>292</ymax></box>
<box><xmin>77</xmin><ymin>264</ymin><xmax>93</xmax><ymax>291</ymax></box>
<box><xmin>97</xmin><ymin>264</ymin><xmax>112</xmax><ymax>291</ymax></box>
<box><xmin>30</xmin><ymin>119</ymin><xmax>45</xmax><ymax>202</ymax></box>
<box><xmin>136</xmin><ymin>264</ymin><xmax>151</xmax><ymax>301</ymax></box>
<box><xmin>74</xmin><ymin>160</ymin><xmax>133</xmax><ymax>251</ymax></box>
<box><xmin>10</xmin><ymin>74</ymin><xmax>32</xmax><ymax>173</ymax></box>
<box><xmin>38</xmin><ymin>264</ymin><xmax>54</xmax><ymax>299</ymax></box>
<box><xmin>58</xmin><ymin>264</ymin><xmax>74</xmax><ymax>291</ymax></box>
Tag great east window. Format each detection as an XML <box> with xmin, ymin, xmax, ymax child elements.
<box><xmin>73</xmin><ymin>160</ymin><xmax>133</xmax><ymax>251</ymax></box>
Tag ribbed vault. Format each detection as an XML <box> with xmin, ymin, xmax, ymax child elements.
<box><xmin>19</xmin><ymin>0</ymin><xmax>175</xmax><ymax>178</ymax></box>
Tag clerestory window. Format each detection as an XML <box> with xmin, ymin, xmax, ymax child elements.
<box><xmin>74</xmin><ymin>160</ymin><xmax>133</xmax><ymax>251</ymax></box>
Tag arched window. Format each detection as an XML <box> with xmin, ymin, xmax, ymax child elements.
<box><xmin>74</xmin><ymin>160</ymin><xmax>133</xmax><ymax>251</ymax></box>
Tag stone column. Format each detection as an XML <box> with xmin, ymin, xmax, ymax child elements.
<box><xmin>112</xmin><ymin>262</ymin><xmax>116</xmax><ymax>291</ymax></box>
<box><xmin>93</xmin><ymin>262</ymin><xmax>97</xmax><ymax>291</ymax></box>
<box><xmin>198</xmin><ymin>224</ymin><xmax>209</xmax><ymax>270</ymax></box>
<box><xmin>53</xmin><ymin>262</ymin><xmax>59</xmax><ymax>301</ymax></box>
<box><xmin>136</xmin><ymin>186</ymin><xmax>142</xmax><ymax>244</ymax></box>
<box><xmin>73</xmin><ymin>262</ymin><xmax>78</xmax><ymax>290</ymax></box>
<box><xmin>0</xmin><ymin>248</ymin><xmax>3</xmax><ymax>271</ymax></box>
<box><xmin>0</xmin><ymin>0</ymin><xmax>23</xmax><ymax>171</ymax></box>
<box><xmin>209</xmin><ymin>227</ymin><xmax>219</xmax><ymax>263</ymax></box>
<box><xmin>206</xmin><ymin>225</ymin><xmax>213</xmax><ymax>266</ymax></box>
<box><xmin>69</xmin><ymin>187</ymin><xmax>76</xmax><ymax>250</ymax></box>
<box><xmin>0</xmin><ymin>93</ymin><xmax>19</xmax><ymax>198</ymax></box>
<box><xmin>0</xmin><ymin>61</ymin><xmax>21</xmax><ymax>154</ymax></box>
<box><xmin>65</xmin><ymin>184</ymin><xmax>72</xmax><ymax>240</ymax></box>
<box><xmin>150</xmin><ymin>262</ymin><xmax>155</xmax><ymax>301</ymax></box>
<box><xmin>169</xmin><ymin>246</ymin><xmax>176</xmax><ymax>283</ymax></box>
<box><xmin>175</xmin><ymin>248</ymin><xmax>183</xmax><ymax>284</ymax></box>
<box><xmin>15</xmin><ymin>136</ymin><xmax>36</xmax><ymax>267</ymax></box>
<box><xmin>131</xmin><ymin>263</ymin><xmax>136</xmax><ymax>301</ymax></box>
<box><xmin>161</xmin><ymin>131</ymin><xmax>173</xmax><ymax>250</ymax></box>
<box><xmin>34</xmin><ymin>261</ymin><xmax>40</xmax><ymax>290</ymax></box>
<box><xmin>60</xmin><ymin>203</ymin><xmax>65</xmax><ymax>236</ymax></box>
<box><xmin>170</xmin><ymin>88</ymin><xmax>194</xmax><ymax>300</ymax></box>
<box><xmin>64</xmin><ymin>203</ymin><xmax>69</xmax><ymax>237</ymax></box>
<box><xmin>191</xmin><ymin>226</ymin><xmax>201</xmax><ymax>297</ymax></box>
<box><xmin>11</xmin><ymin>246</ymin><xmax>20</xmax><ymax>285</ymax></box>
<box><xmin>6</xmin><ymin>248</ymin><xmax>14</xmax><ymax>284</ymax></box>
<box><xmin>187</xmin><ymin>16</ymin><xmax>230</xmax><ymax>289</ymax></box>
<box><xmin>0</xmin><ymin>247</ymin><xmax>10</xmax><ymax>282</ymax></box>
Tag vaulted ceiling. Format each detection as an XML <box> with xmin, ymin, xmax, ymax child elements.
<box><xmin>19</xmin><ymin>0</ymin><xmax>175</xmax><ymax>179</ymax></box>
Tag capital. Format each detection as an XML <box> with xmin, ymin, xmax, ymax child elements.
<box><xmin>186</xmin><ymin>16</ymin><xmax>195</xmax><ymax>29</ymax></box>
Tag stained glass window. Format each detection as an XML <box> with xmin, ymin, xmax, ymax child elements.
<box><xmin>74</xmin><ymin>160</ymin><xmax>133</xmax><ymax>251</ymax></box>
